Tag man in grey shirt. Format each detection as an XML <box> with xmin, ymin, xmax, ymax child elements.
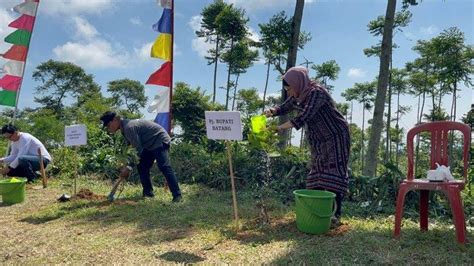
<box><xmin>100</xmin><ymin>111</ymin><xmax>182</xmax><ymax>202</ymax></box>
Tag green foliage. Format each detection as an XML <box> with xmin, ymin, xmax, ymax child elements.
<box><xmin>107</xmin><ymin>79</ymin><xmax>147</xmax><ymax>115</ymax></box>
<box><xmin>32</xmin><ymin>60</ymin><xmax>99</xmax><ymax>116</ymax></box>
<box><xmin>311</xmin><ymin>60</ymin><xmax>340</xmax><ymax>90</ymax></box>
<box><xmin>172</xmin><ymin>82</ymin><xmax>224</xmax><ymax>143</ymax></box>
<box><xmin>258</xmin><ymin>11</ymin><xmax>311</xmax><ymax>75</ymax></box>
<box><xmin>170</xmin><ymin>142</ymin><xmax>228</xmax><ymax>189</ymax></box>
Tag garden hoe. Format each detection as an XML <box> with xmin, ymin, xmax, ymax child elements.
<box><xmin>107</xmin><ymin>168</ymin><xmax>130</xmax><ymax>202</ymax></box>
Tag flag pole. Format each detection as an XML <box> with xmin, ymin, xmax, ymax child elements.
<box><xmin>168</xmin><ymin>0</ymin><xmax>174</xmax><ymax>133</ymax></box>
<box><xmin>10</xmin><ymin>1</ymin><xmax>40</xmax><ymax>124</ymax></box>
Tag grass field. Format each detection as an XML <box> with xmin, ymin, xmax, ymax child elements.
<box><xmin>0</xmin><ymin>178</ymin><xmax>472</xmax><ymax>264</ymax></box>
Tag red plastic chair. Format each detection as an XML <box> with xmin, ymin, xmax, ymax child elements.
<box><xmin>393</xmin><ymin>121</ymin><xmax>471</xmax><ymax>244</ymax></box>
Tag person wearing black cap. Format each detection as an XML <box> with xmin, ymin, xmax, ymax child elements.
<box><xmin>100</xmin><ymin>111</ymin><xmax>182</xmax><ymax>202</ymax></box>
<box><xmin>0</xmin><ymin>124</ymin><xmax>52</xmax><ymax>183</ymax></box>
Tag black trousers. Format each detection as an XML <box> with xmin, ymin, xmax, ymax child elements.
<box><xmin>137</xmin><ymin>146</ymin><xmax>181</xmax><ymax>198</ymax></box>
<box><xmin>313</xmin><ymin>186</ymin><xmax>344</xmax><ymax>218</ymax></box>
<box><xmin>7</xmin><ymin>155</ymin><xmax>50</xmax><ymax>182</ymax></box>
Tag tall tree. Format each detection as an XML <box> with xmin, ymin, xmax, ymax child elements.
<box><xmin>390</xmin><ymin>68</ymin><xmax>409</xmax><ymax>163</ymax></box>
<box><xmin>311</xmin><ymin>60</ymin><xmax>340</xmax><ymax>91</ymax></box>
<box><xmin>220</xmin><ymin>40</ymin><xmax>259</xmax><ymax>110</ymax></box>
<box><xmin>363</xmin><ymin>0</ymin><xmax>396</xmax><ymax>176</ymax></box>
<box><xmin>342</xmin><ymin>82</ymin><xmax>376</xmax><ymax>171</ymax></box>
<box><xmin>107</xmin><ymin>79</ymin><xmax>147</xmax><ymax>115</ymax></box>
<box><xmin>433</xmin><ymin>28</ymin><xmax>473</xmax><ymax>122</ymax></box>
<box><xmin>364</xmin><ymin>10</ymin><xmax>411</xmax><ymax>163</ymax></box>
<box><xmin>280</xmin><ymin>0</ymin><xmax>305</xmax><ymax>148</ymax></box>
<box><xmin>32</xmin><ymin>60</ymin><xmax>97</xmax><ymax>117</ymax></box>
<box><xmin>215</xmin><ymin>4</ymin><xmax>248</xmax><ymax>110</ymax></box>
<box><xmin>196</xmin><ymin>0</ymin><xmax>228</xmax><ymax>103</ymax></box>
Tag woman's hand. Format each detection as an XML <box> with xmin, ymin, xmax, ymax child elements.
<box><xmin>263</xmin><ymin>108</ymin><xmax>276</xmax><ymax>118</ymax></box>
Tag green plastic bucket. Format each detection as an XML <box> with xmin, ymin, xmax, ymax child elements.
<box><xmin>293</xmin><ymin>189</ymin><xmax>336</xmax><ymax>234</ymax></box>
<box><xmin>0</xmin><ymin>178</ymin><xmax>26</xmax><ymax>205</ymax></box>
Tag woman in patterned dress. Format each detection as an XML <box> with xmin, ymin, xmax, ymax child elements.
<box><xmin>264</xmin><ymin>66</ymin><xmax>350</xmax><ymax>225</ymax></box>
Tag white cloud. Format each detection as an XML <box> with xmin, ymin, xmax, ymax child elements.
<box><xmin>53</xmin><ymin>15</ymin><xmax>128</xmax><ymax>69</ymax></box>
<box><xmin>420</xmin><ymin>25</ymin><xmax>438</xmax><ymax>36</ymax></box>
<box><xmin>226</xmin><ymin>0</ymin><xmax>314</xmax><ymax>11</ymax></box>
<box><xmin>129</xmin><ymin>17</ymin><xmax>142</xmax><ymax>26</ymax></box>
<box><xmin>53</xmin><ymin>40</ymin><xmax>129</xmax><ymax>69</ymax></box>
<box><xmin>0</xmin><ymin>9</ymin><xmax>15</xmax><ymax>52</ymax></box>
<box><xmin>135</xmin><ymin>42</ymin><xmax>154</xmax><ymax>62</ymax></box>
<box><xmin>0</xmin><ymin>1</ymin><xmax>17</xmax><ymax>9</ymax></box>
<box><xmin>347</xmin><ymin>68</ymin><xmax>366</xmax><ymax>79</ymax></box>
<box><xmin>40</xmin><ymin>0</ymin><xmax>115</xmax><ymax>16</ymax></box>
<box><xmin>248</xmin><ymin>26</ymin><xmax>260</xmax><ymax>42</ymax></box>
<box><xmin>188</xmin><ymin>15</ymin><xmax>213</xmax><ymax>58</ymax></box>
<box><xmin>192</xmin><ymin>38</ymin><xmax>213</xmax><ymax>58</ymax></box>
<box><xmin>188</xmin><ymin>15</ymin><xmax>201</xmax><ymax>32</ymax></box>
<box><xmin>72</xmin><ymin>16</ymin><xmax>98</xmax><ymax>40</ymax></box>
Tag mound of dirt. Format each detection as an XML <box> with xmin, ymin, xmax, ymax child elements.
<box><xmin>72</xmin><ymin>189</ymin><xmax>106</xmax><ymax>200</ymax></box>
<box><xmin>326</xmin><ymin>224</ymin><xmax>350</xmax><ymax>236</ymax></box>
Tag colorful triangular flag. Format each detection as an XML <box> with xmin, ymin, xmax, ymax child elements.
<box><xmin>2</xmin><ymin>45</ymin><xmax>28</xmax><ymax>61</ymax></box>
<box><xmin>4</xmin><ymin>30</ymin><xmax>31</xmax><ymax>47</ymax></box>
<box><xmin>153</xmin><ymin>8</ymin><xmax>171</xmax><ymax>33</ymax></box>
<box><xmin>146</xmin><ymin>61</ymin><xmax>171</xmax><ymax>87</ymax></box>
<box><xmin>148</xmin><ymin>87</ymin><xmax>170</xmax><ymax>113</ymax></box>
<box><xmin>2</xmin><ymin>60</ymin><xmax>25</xmax><ymax>77</ymax></box>
<box><xmin>150</xmin><ymin>33</ymin><xmax>172</xmax><ymax>61</ymax></box>
<box><xmin>13</xmin><ymin>1</ymin><xmax>38</xmax><ymax>16</ymax></box>
<box><xmin>0</xmin><ymin>75</ymin><xmax>22</xmax><ymax>91</ymax></box>
<box><xmin>8</xmin><ymin>14</ymin><xmax>35</xmax><ymax>31</ymax></box>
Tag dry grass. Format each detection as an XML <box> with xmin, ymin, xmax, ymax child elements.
<box><xmin>0</xmin><ymin>177</ymin><xmax>472</xmax><ymax>264</ymax></box>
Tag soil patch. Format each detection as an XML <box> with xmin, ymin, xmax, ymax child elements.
<box><xmin>326</xmin><ymin>224</ymin><xmax>350</xmax><ymax>236</ymax></box>
<box><xmin>72</xmin><ymin>189</ymin><xmax>106</xmax><ymax>200</ymax></box>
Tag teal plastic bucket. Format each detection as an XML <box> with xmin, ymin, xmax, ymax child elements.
<box><xmin>0</xmin><ymin>178</ymin><xmax>26</xmax><ymax>205</ymax></box>
<box><xmin>293</xmin><ymin>189</ymin><xmax>336</xmax><ymax>234</ymax></box>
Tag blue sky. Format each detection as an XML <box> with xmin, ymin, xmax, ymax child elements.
<box><xmin>0</xmin><ymin>0</ymin><xmax>472</xmax><ymax>139</ymax></box>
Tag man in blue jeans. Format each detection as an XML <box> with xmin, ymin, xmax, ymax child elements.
<box><xmin>0</xmin><ymin>124</ymin><xmax>52</xmax><ymax>183</ymax></box>
<box><xmin>100</xmin><ymin>111</ymin><xmax>182</xmax><ymax>202</ymax></box>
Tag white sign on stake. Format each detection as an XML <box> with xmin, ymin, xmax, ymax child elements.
<box><xmin>65</xmin><ymin>124</ymin><xmax>87</xmax><ymax>147</ymax></box>
<box><xmin>205</xmin><ymin>111</ymin><xmax>242</xmax><ymax>141</ymax></box>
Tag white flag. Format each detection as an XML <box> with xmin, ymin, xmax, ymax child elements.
<box><xmin>3</xmin><ymin>60</ymin><xmax>25</xmax><ymax>77</ymax></box>
<box><xmin>157</xmin><ymin>0</ymin><xmax>172</xmax><ymax>9</ymax></box>
<box><xmin>13</xmin><ymin>1</ymin><xmax>38</xmax><ymax>16</ymax></box>
<box><xmin>148</xmin><ymin>87</ymin><xmax>170</xmax><ymax>113</ymax></box>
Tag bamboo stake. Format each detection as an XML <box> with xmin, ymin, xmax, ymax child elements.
<box><xmin>226</xmin><ymin>141</ymin><xmax>239</xmax><ymax>221</ymax></box>
<box><xmin>37</xmin><ymin>148</ymin><xmax>47</xmax><ymax>188</ymax></box>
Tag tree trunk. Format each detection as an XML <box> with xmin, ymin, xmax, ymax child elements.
<box><xmin>431</xmin><ymin>91</ymin><xmax>436</xmax><ymax>121</ymax></box>
<box><xmin>262</xmin><ymin>59</ymin><xmax>271</xmax><ymax>112</ymax></box>
<box><xmin>395</xmin><ymin>90</ymin><xmax>401</xmax><ymax>165</ymax></box>
<box><xmin>364</xmin><ymin>0</ymin><xmax>396</xmax><ymax>177</ymax></box>
<box><xmin>212</xmin><ymin>37</ymin><xmax>220</xmax><ymax>103</ymax></box>
<box><xmin>350</xmin><ymin>101</ymin><xmax>353</xmax><ymax>125</ymax></box>
<box><xmin>415</xmin><ymin>91</ymin><xmax>426</xmax><ymax>177</ymax></box>
<box><xmin>232</xmin><ymin>73</ymin><xmax>240</xmax><ymax>111</ymax></box>
<box><xmin>385</xmin><ymin>61</ymin><xmax>392</xmax><ymax>163</ymax></box>
<box><xmin>361</xmin><ymin>105</ymin><xmax>366</xmax><ymax>172</ymax></box>
<box><xmin>279</xmin><ymin>0</ymin><xmax>304</xmax><ymax>148</ymax></box>
<box><xmin>225</xmin><ymin>37</ymin><xmax>234</xmax><ymax>110</ymax></box>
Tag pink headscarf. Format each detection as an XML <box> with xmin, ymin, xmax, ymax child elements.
<box><xmin>282</xmin><ymin>66</ymin><xmax>316</xmax><ymax>103</ymax></box>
